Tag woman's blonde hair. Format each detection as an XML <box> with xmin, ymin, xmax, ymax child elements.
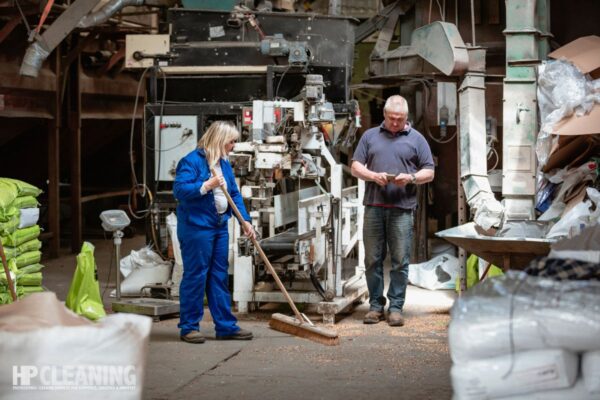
<box><xmin>197</xmin><ymin>121</ymin><xmax>240</xmax><ymax>168</ymax></box>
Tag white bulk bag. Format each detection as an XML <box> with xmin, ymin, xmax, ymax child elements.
<box><xmin>0</xmin><ymin>292</ymin><xmax>152</xmax><ymax>400</ymax></box>
<box><xmin>451</xmin><ymin>349</ymin><xmax>578</xmax><ymax>400</ymax></box>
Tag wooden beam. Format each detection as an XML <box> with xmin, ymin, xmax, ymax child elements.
<box><xmin>47</xmin><ymin>48</ymin><xmax>60</xmax><ymax>258</ymax></box>
<box><xmin>0</xmin><ymin>15</ymin><xmax>20</xmax><ymax>45</ymax></box>
<box><xmin>0</xmin><ymin>93</ymin><xmax>53</xmax><ymax>118</ymax></box>
<box><xmin>81</xmin><ymin>190</ymin><xmax>130</xmax><ymax>203</ymax></box>
<box><xmin>69</xmin><ymin>52</ymin><xmax>82</xmax><ymax>253</ymax></box>
<box><xmin>487</xmin><ymin>0</ymin><xmax>501</xmax><ymax>24</ymax></box>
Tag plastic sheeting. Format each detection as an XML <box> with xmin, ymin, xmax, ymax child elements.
<box><xmin>113</xmin><ymin>247</ymin><xmax>171</xmax><ymax>296</ymax></box>
<box><xmin>536</xmin><ymin>60</ymin><xmax>600</xmax><ymax>167</ymax></box>
<box><xmin>449</xmin><ymin>271</ymin><xmax>600</xmax><ymax>364</ymax></box>
<box><xmin>451</xmin><ymin>349</ymin><xmax>578</xmax><ymax>400</ymax></box>
<box><xmin>408</xmin><ymin>254</ymin><xmax>459</xmax><ymax>290</ymax></box>
<box><xmin>583</xmin><ymin>350</ymin><xmax>600</xmax><ymax>395</ymax></box>
<box><xmin>495</xmin><ymin>379</ymin><xmax>600</xmax><ymax>400</ymax></box>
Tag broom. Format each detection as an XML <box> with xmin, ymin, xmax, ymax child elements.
<box><xmin>211</xmin><ymin>169</ymin><xmax>339</xmax><ymax>346</ymax></box>
<box><xmin>0</xmin><ymin>241</ymin><xmax>18</xmax><ymax>302</ymax></box>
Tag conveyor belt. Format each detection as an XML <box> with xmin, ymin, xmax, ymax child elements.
<box><xmin>259</xmin><ymin>228</ymin><xmax>316</xmax><ymax>253</ymax></box>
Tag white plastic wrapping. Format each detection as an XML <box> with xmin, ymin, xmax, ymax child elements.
<box><xmin>170</xmin><ymin>262</ymin><xmax>183</xmax><ymax>297</ymax></box>
<box><xmin>113</xmin><ymin>247</ymin><xmax>172</xmax><ymax>296</ymax></box>
<box><xmin>166</xmin><ymin>213</ymin><xmax>183</xmax><ymax>297</ymax></box>
<box><xmin>449</xmin><ymin>271</ymin><xmax>600</xmax><ymax>364</ymax></box>
<box><xmin>0</xmin><ymin>292</ymin><xmax>152</xmax><ymax>400</ymax></box>
<box><xmin>539</xmin><ymin>163</ymin><xmax>597</xmax><ymax>222</ymax></box>
<box><xmin>495</xmin><ymin>379</ymin><xmax>600</xmax><ymax>400</ymax></box>
<box><xmin>536</xmin><ymin>60</ymin><xmax>600</xmax><ymax>167</ymax></box>
<box><xmin>583</xmin><ymin>350</ymin><xmax>600</xmax><ymax>395</ymax></box>
<box><xmin>451</xmin><ymin>349</ymin><xmax>578</xmax><ymax>400</ymax></box>
<box><xmin>408</xmin><ymin>254</ymin><xmax>459</xmax><ymax>290</ymax></box>
<box><xmin>545</xmin><ymin>187</ymin><xmax>600</xmax><ymax>239</ymax></box>
<box><xmin>165</xmin><ymin>213</ymin><xmax>182</xmax><ymax>265</ymax></box>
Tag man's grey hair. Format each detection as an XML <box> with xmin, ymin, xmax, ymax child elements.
<box><xmin>384</xmin><ymin>95</ymin><xmax>408</xmax><ymax>115</ymax></box>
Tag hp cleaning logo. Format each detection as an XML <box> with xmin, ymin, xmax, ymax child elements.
<box><xmin>12</xmin><ymin>365</ymin><xmax>136</xmax><ymax>391</ymax></box>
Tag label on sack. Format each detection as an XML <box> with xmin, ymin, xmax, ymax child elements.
<box><xmin>12</xmin><ymin>365</ymin><xmax>136</xmax><ymax>391</ymax></box>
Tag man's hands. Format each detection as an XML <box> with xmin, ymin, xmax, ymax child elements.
<box><xmin>392</xmin><ymin>173</ymin><xmax>413</xmax><ymax>187</ymax></box>
<box><xmin>242</xmin><ymin>221</ymin><xmax>256</xmax><ymax>240</ymax></box>
<box><xmin>370</xmin><ymin>172</ymin><xmax>413</xmax><ymax>187</ymax></box>
<box><xmin>370</xmin><ymin>171</ymin><xmax>389</xmax><ymax>187</ymax></box>
<box><xmin>205</xmin><ymin>175</ymin><xmax>225</xmax><ymax>191</ymax></box>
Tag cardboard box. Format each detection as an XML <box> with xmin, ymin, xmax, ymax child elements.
<box><xmin>544</xmin><ymin>35</ymin><xmax>600</xmax><ymax>170</ymax></box>
<box><xmin>547</xmin><ymin>35</ymin><xmax>600</xmax><ymax>138</ymax></box>
<box><xmin>548</xmin><ymin>35</ymin><xmax>600</xmax><ymax>78</ymax></box>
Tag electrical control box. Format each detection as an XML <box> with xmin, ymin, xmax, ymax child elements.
<box><xmin>125</xmin><ymin>35</ymin><xmax>170</xmax><ymax>69</ymax></box>
<box><xmin>154</xmin><ymin>115</ymin><xmax>198</xmax><ymax>181</ymax></box>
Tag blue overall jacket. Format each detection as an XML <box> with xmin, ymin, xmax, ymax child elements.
<box><xmin>173</xmin><ymin>148</ymin><xmax>251</xmax><ymax>228</ymax></box>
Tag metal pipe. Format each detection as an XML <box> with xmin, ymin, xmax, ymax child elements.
<box><xmin>20</xmin><ymin>0</ymin><xmax>175</xmax><ymax>77</ymax></box>
<box><xmin>78</xmin><ymin>0</ymin><xmax>144</xmax><ymax>28</ymax></box>
<box><xmin>458</xmin><ymin>72</ymin><xmax>503</xmax><ymax>229</ymax></box>
<box><xmin>328</xmin><ymin>0</ymin><xmax>341</xmax><ymax>16</ymax></box>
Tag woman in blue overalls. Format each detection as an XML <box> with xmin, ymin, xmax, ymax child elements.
<box><xmin>174</xmin><ymin>121</ymin><xmax>255</xmax><ymax>344</ymax></box>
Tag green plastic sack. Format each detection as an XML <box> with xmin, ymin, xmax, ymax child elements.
<box><xmin>0</xmin><ymin>267</ymin><xmax>18</xmax><ymax>286</ymax></box>
<box><xmin>1</xmin><ymin>225</ymin><xmax>41</xmax><ymax>247</ymax></box>
<box><xmin>15</xmin><ymin>250</ymin><xmax>42</xmax><ymax>268</ymax></box>
<box><xmin>65</xmin><ymin>242</ymin><xmax>106</xmax><ymax>321</ymax></box>
<box><xmin>0</xmin><ymin>178</ymin><xmax>43</xmax><ymax>198</ymax></box>
<box><xmin>456</xmin><ymin>254</ymin><xmax>504</xmax><ymax>292</ymax></box>
<box><xmin>3</xmin><ymin>238</ymin><xmax>42</xmax><ymax>259</ymax></box>
<box><xmin>0</xmin><ymin>206</ymin><xmax>18</xmax><ymax>223</ymax></box>
<box><xmin>18</xmin><ymin>272</ymin><xmax>42</xmax><ymax>286</ymax></box>
<box><xmin>11</xmin><ymin>196</ymin><xmax>39</xmax><ymax>210</ymax></box>
<box><xmin>21</xmin><ymin>286</ymin><xmax>44</xmax><ymax>295</ymax></box>
<box><xmin>17</xmin><ymin>263</ymin><xmax>45</xmax><ymax>275</ymax></box>
<box><xmin>0</xmin><ymin>286</ymin><xmax>24</xmax><ymax>304</ymax></box>
<box><xmin>0</xmin><ymin>214</ymin><xmax>19</xmax><ymax>236</ymax></box>
<box><xmin>0</xmin><ymin>180</ymin><xmax>18</xmax><ymax>212</ymax></box>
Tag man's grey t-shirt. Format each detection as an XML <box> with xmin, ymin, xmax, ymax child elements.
<box><xmin>352</xmin><ymin>122</ymin><xmax>434</xmax><ymax>210</ymax></box>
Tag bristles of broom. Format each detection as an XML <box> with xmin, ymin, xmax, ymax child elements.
<box><xmin>269</xmin><ymin>313</ymin><xmax>340</xmax><ymax>346</ymax></box>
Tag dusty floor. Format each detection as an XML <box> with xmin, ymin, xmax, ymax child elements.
<box><xmin>43</xmin><ymin>234</ymin><xmax>455</xmax><ymax>400</ymax></box>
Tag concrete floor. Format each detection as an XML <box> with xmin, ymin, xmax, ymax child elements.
<box><xmin>43</xmin><ymin>234</ymin><xmax>455</xmax><ymax>400</ymax></box>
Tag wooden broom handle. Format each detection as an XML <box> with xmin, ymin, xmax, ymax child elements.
<box><xmin>210</xmin><ymin>169</ymin><xmax>304</xmax><ymax>321</ymax></box>
<box><xmin>0</xmin><ymin>241</ymin><xmax>17</xmax><ymax>301</ymax></box>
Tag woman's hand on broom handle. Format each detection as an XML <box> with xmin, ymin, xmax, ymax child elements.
<box><xmin>242</xmin><ymin>221</ymin><xmax>256</xmax><ymax>240</ymax></box>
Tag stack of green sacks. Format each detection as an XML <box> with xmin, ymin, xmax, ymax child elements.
<box><xmin>0</xmin><ymin>178</ymin><xmax>44</xmax><ymax>303</ymax></box>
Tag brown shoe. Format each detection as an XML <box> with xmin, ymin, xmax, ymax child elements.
<box><xmin>363</xmin><ymin>310</ymin><xmax>385</xmax><ymax>324</ymax></box>
<box><xmin>388</xmin><ymin>311</ymin><xmax>404</xmax><ymax>327</ymax></box>
<box><xmin>216</xmin><ymin>328</ymin><xmax>253</xmax><ymax>340</ymax></box>
<box><xmin>180</xmin><ymin>331</ymin><xmax>206</xmax><ymax>344</ymax></box>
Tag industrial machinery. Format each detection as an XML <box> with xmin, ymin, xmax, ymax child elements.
<box><xmin>127</xmin><ymin>7</ymin><xmax>367</xmax><ymax>323</ymax></box>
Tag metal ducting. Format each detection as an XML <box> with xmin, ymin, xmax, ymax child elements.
<box><xmin>78</xmin><ymin>0</ymin><xmax>145</xmax><ymax>28</ymax></box>
<box><xmin>20</xmin><ymin>0</ymin><xmax>103</xmax><ymax>78</ymax></box>
<box><xmin>459</xmin><ymin>72</ymin><xmax>504</xmax><ymax>230</ymax></box>
<box><xmin>20</xmin><ymin>0</ymin><xmax>176</xmax><ymax>78</ymax></box>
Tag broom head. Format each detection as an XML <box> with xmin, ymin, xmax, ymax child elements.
<box><xmin>269</xmin><ymin>313</ymin><xmax>340</xmax><ymax>346</ymax></box>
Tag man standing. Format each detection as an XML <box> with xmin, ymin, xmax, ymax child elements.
<box><xmin>351</xmin><ymin>95</ymin><xmax>435</xmax><ymax>326</ymax></box>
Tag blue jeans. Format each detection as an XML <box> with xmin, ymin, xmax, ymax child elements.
<box><xmin>363</xmin><ymin>206</ymin><xmax>413</xmax><ymax>313</ymax></box>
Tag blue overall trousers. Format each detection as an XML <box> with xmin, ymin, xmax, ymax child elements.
<box><xmin>173</xmin><ymin>149</ymin><xmax>251</xmax><ymax>337</ymax></box>
<box><xmin>177</xmin><ymin>217</ymin><xmax>239</xmax><ymax>336</ymax></box>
